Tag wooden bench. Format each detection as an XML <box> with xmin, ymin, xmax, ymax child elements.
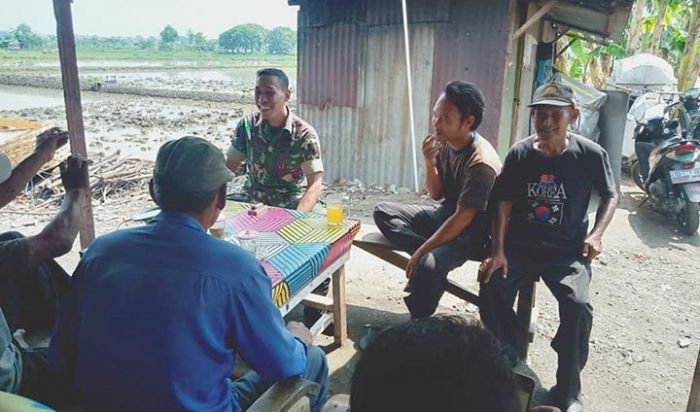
<box><xmin>353</xmin><ymin>232</ymin><xmax>539</xmax><ymax>360</ymax></box>
<box><xmin>248</xmin><ymin>378</ymin><xmax>319</xmax><ymax>412</ymax></box>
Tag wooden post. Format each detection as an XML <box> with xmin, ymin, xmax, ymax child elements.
<box><xmin>688</xmin><ymin>348</ymin><xmax>700</xmax><ymax>412</ymax></box>
<box><xmin>510</xmin><ymin>0</ymin><xmax>559</xmax><ymax>42</ymax></box>
<box><xmin>53</xmin><ymin>0</ymin><xmax>95</xmax><ymax>247</ymax></box>
<box><xmin>332</xmin><ymin>266</ymin><xmax>347</xmax><ymax>346</ymax></box>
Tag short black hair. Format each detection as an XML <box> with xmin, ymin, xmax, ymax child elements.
<box><xmin>350</xmin><ymin>315</ymin><xmax>519</xmax><ymax>412</ymax></box>
<box><xmin>444</xmin><ymin>81</ymin><xmax>485</xmax><ymax>130</ymax></box>
<box><xmin>154</xmin><ymin>184</ymin><xmax>223</xmax><ymax>214</ymax></box>
<box><xmin>256</xmin><ymin>68</ymin><xmax>289</xmax><ymax>90</ymax></box>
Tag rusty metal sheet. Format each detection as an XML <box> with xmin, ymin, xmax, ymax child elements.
<box><xmin>365</xmin><ymin>0</ymin><xmax>450</xmax><ymax>26</ymax></box>
<box><xmin>430</xmin><ymin>0</ymin><xmax>512</xmax><ymax>148</ymax></box>
<box><xmin>294</xmin><ymin>0</ymin><xmax>513</xmax><ymax>186</ymax></box>
<box><xmin>298</xmin><ymin>22</ymin><xmax>364</xmax><ymax>108</ymax></box>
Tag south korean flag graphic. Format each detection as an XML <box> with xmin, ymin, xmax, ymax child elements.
<box><xmin>526</xmin><ymin>174</ymin><xmax>566</xmax><ymax>226</ymax></box>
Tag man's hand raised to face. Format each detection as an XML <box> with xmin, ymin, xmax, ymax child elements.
<box><xmin>421</xmin><ymin>134</ymin><xmax>441</xmax><ymax>166</ymax></box>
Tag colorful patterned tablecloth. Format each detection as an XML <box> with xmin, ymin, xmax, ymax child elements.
<box><xmin>221</xmin><ymin>202</ymin><xmax>360</xmax><ymax>307</ymax></box>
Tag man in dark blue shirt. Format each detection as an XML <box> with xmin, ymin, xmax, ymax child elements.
<box><xmin>48</xmin><ymin>136</ymin><xmax>329</xmax><ymax>412</ymax></box>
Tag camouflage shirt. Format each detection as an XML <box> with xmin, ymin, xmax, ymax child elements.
<box><xmin>228</xmin><ymin>110</ymin><xmax>324</xmax><ymax>209</ymax></box>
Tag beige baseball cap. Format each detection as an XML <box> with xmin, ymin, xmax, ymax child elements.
<box><xmin>0</xmin><ymin>153</ymin><xmax>11</xmax><ymax>184</ymax></box>
<box><xmin>528</xmin><ymin>81</ymin><xmax>577</xmax><ymax>107</ymax></box>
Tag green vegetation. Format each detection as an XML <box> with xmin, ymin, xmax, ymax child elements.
<box><xmin>266</xmin><ymin>27</ymin><xmax>296</xmax><ymax>55</ymax></box>
<box><xmin>218</xmin><ymin>23</ymin><xmax>296</xmax><ymax>54</ymax></box>
<box><xmin>0</xmin><ymin>22</ymin><xmax>298</xmax><ymax>64</ymax></box>
<box><xmin>557</xmin><ymin>0</ymin><xmax>700</xmax><ymax>90</ymax></box>
<box><xmin>159</xmin><ymin>25</ymin><xmax>179</xmax><ymax>48</ymax></box>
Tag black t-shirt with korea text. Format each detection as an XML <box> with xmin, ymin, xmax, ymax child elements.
<box><xmin>492</xmin><ymin>133</ymin><xmax>616</xmax><ymax>252</ymax></box>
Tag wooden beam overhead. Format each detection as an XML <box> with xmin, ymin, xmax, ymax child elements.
<box><xmin>510</xmin><ymin>0</ymin><xmax>559</xmax><ymax>43</ymax></box>
<box><xmin>53</xmin><ymin>0</ymin><xmax>96</xmax><ymax>248</ymax></box>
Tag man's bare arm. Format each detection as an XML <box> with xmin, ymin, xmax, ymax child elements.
<box><xmin>297</xmin><ymin>171</ymin><xmax>323</xmax><ymax>212</ymax></box>
<box><xmin>478</xmin><ymin>201</ymin><xmax>513</xmax><ymax>283</ymax></box>
<box><xmin>590</xmin><ymin>192</ymin><xmax>618</xmax><ymax>239</ymax></box>
<box><xmin>422</xmin><ymin>135</ymin><xmax>442</xmax><ymax>200</ymax></box>
<box><xmin>405</xmin><ymin>206</ymin><xmax>477</xmax><ymax>278</ymax></box>
<box><xmin>226</xmin><ymin>157</ymin><xmax>243</xmax><ymax>174</ymax></box>
<box><xmin>420</xmin><ymin>207</ymin><xmax>477</xmax><ymax>254</ymax></box>
<box><xmin>582</xmin><ymin>192</ymin><xmax>618</xmax><ymax>259</ymax></box>
<box><xmin>25</xmin><ymin>156</ymin><xmax>87</xmax><ymax>266</ymax></box>
<box><xmin>490</xmin><ymin>201</ymin><xmax>512</xmax><ymax>256</ymax></box>
<box><xmin>0</xmin><ymin>128</ymin><xmax>68</xmax><ymax>209</ymax></box>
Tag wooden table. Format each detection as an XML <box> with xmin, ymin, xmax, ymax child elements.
<box><xmin>220</xmin><ymin>202</ymin><xmax>360</xmax><ymax>346</ymax></box>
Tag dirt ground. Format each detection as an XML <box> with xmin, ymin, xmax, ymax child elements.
<box><xmin>1</xmin><ymin>80</ymin><xmax>699</xmax><ymax>411</ymax></box>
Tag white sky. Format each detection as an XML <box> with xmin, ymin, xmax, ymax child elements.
<box><xmin>1</xmin><ymin>0</ymin><xmax>298</xmax><ymax>38</ymax></box>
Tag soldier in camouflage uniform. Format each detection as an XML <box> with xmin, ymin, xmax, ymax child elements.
<box><xmin>226</xmin><ymin>68</ymin><xmax>324</xmax><ymax>211</ymax></box>
<box><xmin>227</xmin><ymin>68</ymin><xmax>329</xmax><ymax>328</ymax></box>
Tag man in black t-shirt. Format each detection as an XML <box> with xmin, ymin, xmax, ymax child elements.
<box><xmin>373</xmin><ymin>81</ymin><xmax>501</xmax><ymax>319</ymax></box>
<box><xmin>479</xmin><ymin>82</ymin><xmax>618</xmax><ymax>412</ymax></box>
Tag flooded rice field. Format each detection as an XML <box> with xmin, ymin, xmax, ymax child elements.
<box><xmin>0</xmin><ymin>59</ymin><xmax>296</xmax><ymax>161</ymax></box>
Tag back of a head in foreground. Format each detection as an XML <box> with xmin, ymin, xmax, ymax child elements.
<box><xmin>151</xmin><ymin>136</ymin><xmax>234</xmax><ymax>214</ymax></box>
<box><xmin>350</xmin><ymin>315</ymin><xmax>519</xmax><ymax>412</ymax></box>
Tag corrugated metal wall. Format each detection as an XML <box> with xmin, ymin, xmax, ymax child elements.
<box><xmin>430</xmin><ymin>0</ymin><xmax>513</xmax><ymax>147</ymax></box>
<box><xmin>296</xmin><ymin>0</ymin><xmax>512</xmax><ymax>187</ymax></box>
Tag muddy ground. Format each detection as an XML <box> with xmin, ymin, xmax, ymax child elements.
<box><xmin>1</xmin><ymin>71</ymin><xmax>699</xmax><ymax>411</ymax></box>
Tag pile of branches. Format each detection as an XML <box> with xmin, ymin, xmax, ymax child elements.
<box><xmin>30</xmin><ymin>152</ymin><xmax>153</xmax><ymax>205</ymax></box>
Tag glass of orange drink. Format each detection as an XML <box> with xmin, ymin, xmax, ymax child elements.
<box><xmin>326</xmin><ymin>198</ymin><xmax>344</xmax><ymax>226</ymax></box>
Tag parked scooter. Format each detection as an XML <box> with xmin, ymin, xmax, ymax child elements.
<box><xmin>629</xmin><ymin>90</ymin><xmax>700</xmax><ymax>235</ymax></box>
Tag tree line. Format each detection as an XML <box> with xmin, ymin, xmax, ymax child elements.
<box><xmin>0</xmin><ymin>23</ymin><xmax>297</xmax><ymax>55</ymax></box>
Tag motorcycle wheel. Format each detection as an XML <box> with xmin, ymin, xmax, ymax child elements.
<box><xmin>678</xmin><ymin>195</ymin><xmax>699</xmax><ymax>235</ymax></box>
<box><xmin>630</xmin><ymin>160</ymin><xmax>644</xmax><ymax>190</ymax></box>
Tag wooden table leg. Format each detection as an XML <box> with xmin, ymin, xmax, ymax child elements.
<box><xmin>332</xmin><ymin>266</ymin><xmax>347</xmax><ymax>346</ymax></box>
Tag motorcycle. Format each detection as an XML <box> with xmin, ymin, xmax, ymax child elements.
<box><xmin>629</xmin><ymin>89</ymin><xmax>700</xmax><ymax>235</ymax></box>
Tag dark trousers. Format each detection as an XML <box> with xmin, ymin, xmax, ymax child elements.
<box><xmin>373</xmin><ymin>202</ymin><xmax>487</xmax><ymax>319</ymax></box>
<box><xmin>0</xmin><ymin>231</ymin><xmax>71</xmax><ymax>403</ymax></box>
<box><xmin>479</xmin><ymin>246</ymin><xmax>593</xmax><ymax>403</ymax></box>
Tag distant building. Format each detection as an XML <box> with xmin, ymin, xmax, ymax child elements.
<box><xmin>7</xmin><ymin>39</ymin><xmax>20</xmax><ymax>50</ymax></box>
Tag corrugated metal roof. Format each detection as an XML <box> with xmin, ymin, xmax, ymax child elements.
<box><xmin>546</xmin><ymin>1</ymin><xmax>633</xmax><ymax>40</ymax></box>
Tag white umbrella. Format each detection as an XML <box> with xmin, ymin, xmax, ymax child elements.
<box><xmin>609</xmin><ymin>53</ymin><xmax>678</xmax><ymax>92</ymax></box>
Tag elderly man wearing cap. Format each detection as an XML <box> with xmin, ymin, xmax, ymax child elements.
<box><xmin>478</xmin><ymin>82</ymin><xmax>618</xmax><ymax>412</ymax></box>
<box><xmin>1</xmin><ymin>128</ymin><xmax>88</xmax><ymax>404</ymax></box>
<box><xmin>48</xmin><ymin>136</ymin><xmax>329</xmax><ymax>412</ymax></box>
